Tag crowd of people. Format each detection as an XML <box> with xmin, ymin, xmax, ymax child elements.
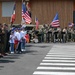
<box><xmin>0</xmin><ymin>23</ymin><xmax>28</xmax><ymax>57</ymax></box>
<box><xmin>0</xmin><ymin>23</ymin><xmax>75</xmax><ymax>57</ymax></box>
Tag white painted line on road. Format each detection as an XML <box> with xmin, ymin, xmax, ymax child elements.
<box><xmin>40</xmin><ymin>63</ymin><xmax>75</xmax><ymax>66</ymax></box>
<box><xmin>49</xmin><ymin>50</ymin><xmax>75</xmax><ymax>52</ymax></box>
<box><xmin>42</xmin><ymin>60</ymin><xmax>75</xmax><ymax>62</ymax></box>
<box><xmin>33</xmin><ymin>71</ymin><xmax>75</xmax><ymax>75</ymax></box>
<box><xmin>44</xmin><ymin>57</ymin><xmax>75</xmax><ymax>59</ymax></box>
<box><xmin>47</xmin><ymin>53</ymin><xmax>75</xmax><ymax>55</ymax></box>
<box><xmin>46</xmin><ymin>55</ymin><xmax>75</xmax><ymax>57</ymax></box>
<box><xmin>46</xmin><ymin>55</ymin><xmax>75</xmax><ymax>56</ymax></box>
<box><xmin>37</xmin><ymin>66</ymin><xmax>75</xmax><ymax>70</ymax></box>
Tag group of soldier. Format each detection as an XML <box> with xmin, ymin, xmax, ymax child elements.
<box><xmin>29</xmin><ymin>24</ymin><xmax>75</xmax><ymax>43</ymax></box>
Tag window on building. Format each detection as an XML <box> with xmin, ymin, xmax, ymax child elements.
<box><xmin>2</xmin><ymin>2</ymin><xmax>15</xmax><ymax>17</ymax></box>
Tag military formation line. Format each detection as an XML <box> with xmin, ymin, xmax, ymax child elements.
<box><xmin>29</xmin><ymin>24</ymin><xmax>75</xmax><ymax>43</ymax></box>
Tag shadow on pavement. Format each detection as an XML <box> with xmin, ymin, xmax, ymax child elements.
<box><xmin>22</xmin><ymin>50</ymin><xmax>38</xmax><ymax>55</ymax></box>
<box><xmin>0</xmin><ymin>59</ymin><xmax>15</xmax><ymax>63</ymax></box>
<box><xmin>26</xmin><ymin>45</ymin><xmax>33</xmax><ymax>47</ymax></box>
<box><xmin>27</xmin><ymin>45</ymin><xmax>49</xmax><ymax>48</ymax></box>
<box><xmin>0</xmin><ymin>66</ymin><xmax>4</xmax><ymax>70</ymax></box>
<box><xmin>26</xmin><ymin>44</ymin><xmax>50</xmax><ymax>48</ymax></box>
<box><xmin>3</xmin><ymin>54</ymin><xmax>22</xmax><ymax>59</ymax></box>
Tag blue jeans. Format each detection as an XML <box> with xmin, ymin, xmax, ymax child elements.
<box><xmin>10</xmin><ymin>43</ymin><xmax>14</xmax><ymax>52</ymax></box>
<box><xmin>21</xmin><ymin>39</ymin><xmax>25</xmax><ymax>49</ymax></box>
<box><xmin>16</xmin><ymin>42</ymin><xmax>21</xmax><ymax>53</ymax></box>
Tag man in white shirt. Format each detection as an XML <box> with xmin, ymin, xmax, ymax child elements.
<box><xmin>15</xmin><ymin>28</ymin><xmax>22</xmax><ymax>53</ymax></box>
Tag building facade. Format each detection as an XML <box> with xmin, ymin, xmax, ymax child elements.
<box><xmin>0</xmin><ymin>0</ymin><xmax>75</xmax><ymax>28</ymax></box>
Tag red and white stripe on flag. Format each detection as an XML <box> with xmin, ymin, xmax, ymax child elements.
<box><xmin>35</xmin><ymin>17</ymin><xmax>39</xmax><ymax>30</ymax></box>
<box><xmin>10</xmin><ymin>11</ymin><xmax>16</xmax><ymax>24</ymax></box>
<box><xmin>10</xmin><ymin>4</ymin><xmax>16</xmax><ymax>24</ymax></box>
<box><xmin>22</xmin><ymin>11</ymin><xmax>31</xmax><ymax>24</ymax></box>
<box><xmin>51</xmin><ymin>13</ymin><xmax>60</xmax><ymax>27</ymax></box>
<box><xmin>51</xmin><ymin>20</ymin><xmax>60</xmax><ymax>27</ymax></box>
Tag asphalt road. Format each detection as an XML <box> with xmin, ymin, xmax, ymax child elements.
<box><xmin>33</xmin><ymin>43</ymin><xmax>75</xmax><ymax>75</ymax></box>
<box><xmin>0</xmin><ymin>43</ymin><xmax>53</xmax><ymax>75</ymax></box>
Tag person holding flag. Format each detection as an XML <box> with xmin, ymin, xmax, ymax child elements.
<box><xmin>51</xmin><ymin>13</ymin><xmax>60</xmax><ymax>42</ymax></box>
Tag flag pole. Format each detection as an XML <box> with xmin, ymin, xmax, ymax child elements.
<box><xmin>21</xmin><ymin>0</ymin><xmax>26</xmax><ymax>26</ymax></box>
<box><xmin>10</xmin><ymin>9</ymin><xmax>12</xmax><ymax>27</ymax></box>
<box><xmin>21</xmin><ymin>0</ymin><xmax>23</xmax><ymax>25</ymax></box>
<box><xmin>10</xmin><ymin>17</ymin><xmax>12</xmax><ymax>27</ymax></box>
<box><xmin>21</xmin><ymin>0</ymin><xmax>24</xmax><ymax>26</ymax></box>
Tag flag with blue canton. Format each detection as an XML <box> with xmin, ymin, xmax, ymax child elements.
<box><xmin>51</xmin><ymin>13</ymin><xmax>60</xmax><ymax>27</ymax></box>
<box><xmin>68</xmin><ymin>23</ymin><xmax>74</xmax><ymax>27</ymax></box>
<box><xmin>22</xmin><ymin>2</ymin><xmax>32</xmax><ymax>24</ymax></box>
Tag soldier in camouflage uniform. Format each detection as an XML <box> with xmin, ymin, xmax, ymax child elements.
<box><xmin>57</xmin><ymin>26</ymin><xmax>62</xmax><ymax>42</ymax></box>
<box><xmin>42</xmin><ymin>24</ymin><xmax>46</xmax><ymax>42</ymax></box>
<box><xmin>70</xmin><ymin>27</ymin><xmax>75</xmax><ymax>42</ymax></box>
<box><xmin>67</xmin><ymin>27</ymin><xmax>71</xmax><ymax>42</ymax></box>
<box><xmin>38</xmin><ymin>28</ymin><xmax>44</xmax><ymax>43</ymax></box>
<box><xmin>41</xmin><ymin>28</ymin><xmax>44</xmax><ymax>42</ymax></box>
<box><xmin>31</xmin><ymin>27</ymin><xmax>35</xmax><ymax>42</ymax></box>
<box><xmin>45</xmin><ymin>25</ymin><xmax>49</xmax><ymax>43</ymax></box>
<box><xmin>38</xmin><ymin>28</ymin><xmax>42</xmax><ymax>43</ymax></box>
<box><xmin>48</xmin><ymin>26</ymin><xmax>53</xmax><ymax>42</ymax></box>
<box><xmin>70</xmin><ymin>27</ymin><xmax>74</xmax><ymax>42</ymax></box>
<box><xmin>62</xmin><ymin>27</ymin><xmax>68</xmax><ymax>43</ymax></box>
<box><xmin>53</xmin><ymin>27</ymin><xmax>59</xmax><ymax>43</ymax></box>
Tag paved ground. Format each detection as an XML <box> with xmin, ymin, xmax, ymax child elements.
<box><xmin>0</xmin><ymin>43</ymin><xmax>52</xmax><ymax>75</ymax></box>
<box><xmin>0</xmin><ymin>43</ymin><xmax>75</xmax><ymax>75</ymax></box>
<box><xmin>33</xmin><ymin>43</ymin><xmax>75</xmax><ymax>75</ymax></box>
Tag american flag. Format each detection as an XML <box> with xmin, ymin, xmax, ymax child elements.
<box><xmin>22</xmin><ymin>2</ymin><xmax>32</xmax><ymax>24</ymax></box>
<box><xmin>68</xmin><ymin>23</ymin><xmax>74</xmax><ymax>27</ymax></box>
<box><xmin>10</xmin><ymin>3</ymin><xmax>16</xmax><ymax>24</ymax></box>
<box><xmin>51</xmin><ymin>13</ymin><xmax>60</xmax><ymax>27</ymax></box>
<box><xmin>35</xmin><ymin>17</ymin><xmax>39</xmax><ymax>30</ymax></box>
